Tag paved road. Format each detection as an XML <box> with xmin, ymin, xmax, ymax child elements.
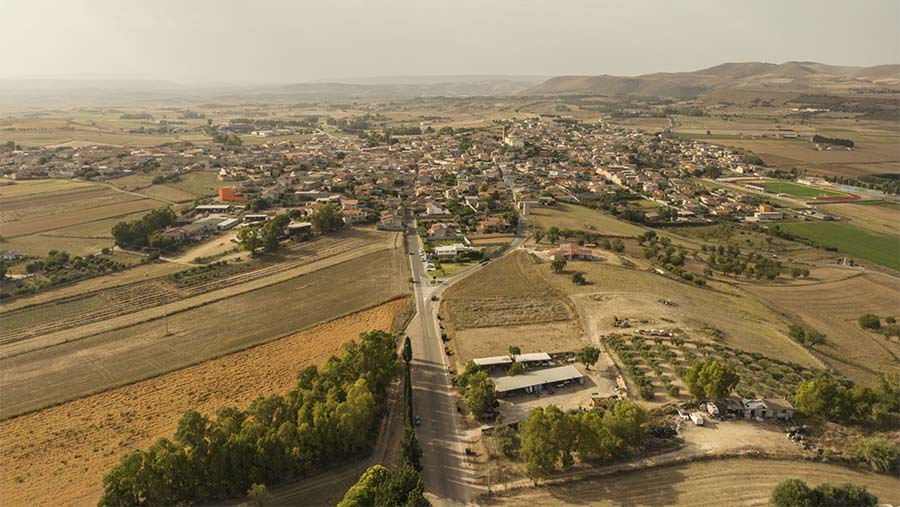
<box><xmin>405</xmin><ymin>229</ymin><xmax>478</xmax><ymax>506</ymax></box>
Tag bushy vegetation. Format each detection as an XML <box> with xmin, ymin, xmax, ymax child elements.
<box><xmin>793</xmin><ymin>372</ymin><xmax>900</xmax><ymax>427</ymax></box>
<box><xmin>99</xmin><ymin>330</ymin><xmax>401</xmax><ymax>506</ymax></box>
<box><xmin>519</xmin><ymin>401</ymin><xmax>663</xmax><ymax>481</ymax></box>
<box><xmin>310</xmin><ymin>202</ymin><xmax>345</xmax><ymax>234</ymax></box>
<box><xmin>683</xmin><ymin>358</ymin><xmax>740</xmax><ymax>401</ymax></box>
<box><xmin>9</xmin><ymin>250</ymin><xmax>126</xmax><ymax>296</ymax></box>
<box><xmin>455</xmin><ymin>361</ymin><xmax>498</xmax><ymax>418</ymax></box>
<box><xmin>857</xmin><ymin>313</ymin><xmax>881</xmax><ymax>330</ymax></box>
<box><xmin>111</xmin><ymin>207</ymin><xmax>178</xmax><ymax>250</ymax></box>
<box><xmin>812</xmin><ymin>134</ymin><xmax>855</xmax><ymax>148</ymax></box>
<box><xmin>771</xmin><ymin>478</ymin><xmax>876</xmax><ymax>507</ymax></box>
<box><xmin>339</xmin><ymin>336</ymin><xmax>429</xmax><ymax>507</ymax></box>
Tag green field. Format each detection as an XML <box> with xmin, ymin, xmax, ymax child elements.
<box><xmin>780</xmin><ymin>221</ymin><xmax>899</xmax><ymax>271</ymax></box>
<box><xmin>744</xmin><ymin>180</ymin><xmax>848</xmax><ymax>199</ymax></box>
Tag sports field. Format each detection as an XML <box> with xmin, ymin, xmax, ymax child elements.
<box><xmin>779</xmin><ymin>221</ymin><xmax>899</xmax><ymax>271</ymax></box>
<box><xmin>742</xmin><ymin>180</ymin><xmax>848</xmax><ymax>199</ymax></box>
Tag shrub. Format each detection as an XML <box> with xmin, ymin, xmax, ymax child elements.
<box><xmin>858</xmin><ymin>314</ymin><xmax>881</xmax><ymax>330</ymax></box>
<box><xmin>856</xmin><ymin>437</ymin><xmax>899</xmax><ymax>474</ymax></box>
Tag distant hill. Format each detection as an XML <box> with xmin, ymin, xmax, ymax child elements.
<box><xmin>524</xmin><ymin>62</ymin><xmax>900</xmax><ymax>98</ymax></box>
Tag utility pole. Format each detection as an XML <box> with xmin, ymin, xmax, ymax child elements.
<box><xmin>164</xmin><ymin>305</ymin><xmax>170</xmax><ymax>336</ymax></box>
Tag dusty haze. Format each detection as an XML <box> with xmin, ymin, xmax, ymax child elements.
<box><xmin>3</xmin><ymin>0</ymin><xmax>898</xmax><ymax>85</ymax></box>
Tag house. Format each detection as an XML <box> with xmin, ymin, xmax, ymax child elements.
<box><xmin>378</xmin><ymin>211</ymin><xmax>405</xmax><ymax>231</ymax></box>
<box><xmin>341</xmin><ymin>198</ymin><xmax>359</xmax><ymax>210</ymax></box>
<box><xmin>218</xmin><ymin>186</ymin><xmax>247</xmax><ymax>203</ymax></box>
<box><xmin>549</xmin><ymin>242</ymin><xmax>592</xmax><ymax>261</ymax></box>
<box><xmin>342</xmin><ymin>209</ymin><xmax>366</xmax><ymax>225</ymax></box>
<box><xmin>427</xmin><ymin>222</ymin><xmax>457</xmax><ymax>239</ymax></box>
<box><xmin>434</xmin><ymin>243</ymin><xmax>471</xmax><ymax>257</ymax></box>
<box><xmin>426</xmin><ymin>203</ymin><xmax>451</xmax><ymax>216</ymax></box>
<box><xmin>762</xmin><ymin>398</ymin><xmax>795</xmax><ymax>421</ymax></box>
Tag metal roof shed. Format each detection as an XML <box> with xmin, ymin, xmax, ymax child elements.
<box><xmin>493</xmin><ymin>365</ymin><xmax>583</xmax><ymax>394</ymax></box>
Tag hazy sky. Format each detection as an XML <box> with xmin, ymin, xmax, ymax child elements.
<box><xmin>3</xmin><ymin>0</ymin><xmax>898</xmax><ymax>84</ymax></box>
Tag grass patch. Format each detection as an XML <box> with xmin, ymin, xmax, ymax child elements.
<box><xmin>779</xmin><ymin>221</ymin><xmax>899</xmax><ymax>271</ymax></box>
<box><xmin>528</xmin><ymin>203</ymin><xmax>646</xmax><ymax>237</ymax></box>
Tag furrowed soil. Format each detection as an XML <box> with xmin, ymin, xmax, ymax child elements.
<box><xmin>442</xmin><ymin>251</ymin><xmax>585</xmax><ymax>362</ymax></box>
<box><xmin>0</xmin><ymin>245</ymin><xmax>409</xmax><ymax>418</ymax></box>
<box><xmin>0</xmin><ymin>300</ymin><xmax>409</xmax><ymax>507</ymax></box>
<box><xmin>483</xmin><ymin>458</ymin><xmax>900</xmax><ymax>506</ymax></box>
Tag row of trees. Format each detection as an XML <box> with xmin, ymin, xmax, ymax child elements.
<box><xmin>519</xmin><ymin>402</ymin><xmax>652</xmax><ymax>481</ymax></box>
<box><xmin>111</xmin><ymin>207</ymin><xmax>177</xmax><ymax>250</ymax></box>
<box><xmin>237</xmin><ymin>204</ymin><xmax>345</xmax><ymax>255</ymax></box>
<box><xmin>793</xmin><ymin>372</ymin><xmax>900</xmax><ymax>427</ymax></box>
<box><xmin>99</xmin><ymin>330</ymin><xmax>401</xmax><ymax>506</ymax></box>
<box><xmin>338</xmin><ymin>336</ymin><xmax>429</xmax><ymax>507</ymax></box>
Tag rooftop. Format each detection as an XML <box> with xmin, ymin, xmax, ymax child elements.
<box><xmin>493</xmin><ymin>364</ymin><xmax>583</xmax><ymax>393</ymax></box>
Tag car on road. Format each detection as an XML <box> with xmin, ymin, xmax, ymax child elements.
<box><xmin>414</xmin><ymin>415</ymin><xmax>422</xmax><ymax>426</ymax></box>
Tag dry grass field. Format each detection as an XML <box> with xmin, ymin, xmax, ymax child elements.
<box><xmin>528</xmin><ymin>203</ymin><xmax>647</xmax><ymax>237</ymax></box>
<box><xmin>823</xmin><ymin>201</ymin><xmax>900</xmax><ymax>237</ymax></box>
<box><xmin>537</xmin><ymin>260</ymin><xmax>820</xmax><ymax>369</ymax></box>
<box><xmin>0</xmin><ymin>243</ymin><xmax>408</xmax><ymax>418</ymax></box>
<box><xmin>0</xmin><ymin>299</ymin><xmax>409</xmax><ymax>507</ymax></box>
<box><xmin>484</xmin><ymin>458</ymin><xmax>900</xmax><ymax>507</ymax></box>
<box><xmin>442</xmin><ymin>251</ymin><xmax>585</xmax><ymax>362</ymax></box>
<box><xmin>747</xmin><ymin>270</ymin><xmax>900</xmax><ymax>385</ymax></box>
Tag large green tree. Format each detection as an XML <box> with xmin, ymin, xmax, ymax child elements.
<box><xmin>683</xmin><ymin>358</ymin><xmax>739</xmax><ymax>401</ymax></box>
<box><xmin>310</xmin><ymin>202</ymin><xmax>345</xmax><ymax>234</ymax></box>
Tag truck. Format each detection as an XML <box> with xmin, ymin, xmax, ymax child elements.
<box><xmin>690</xmin><ymin>412</ymin><xmax>705</xmax><ymax>426</ymax></box>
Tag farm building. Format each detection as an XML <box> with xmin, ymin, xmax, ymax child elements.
<box><xmin>493</xmin><ymin>364</ymin><xmax>584</xmax><ymax>395</ymax></box>
<box><xmin>549</xmin><ymin>243</ymin><xmax>593</xmax><ymax>261</ymax></box>
<box><xmin>287</xmin><ymin>221</ymin><xmax>313</xmax><ymax>236</ymax></box>
<box><xmin>244</xmin><ymin>214</ymin><xmax>269</xmax><ymax>224</ymax></box>
<box><xmin>473</xmin><ymin>352</ymin><xmax>551</xmax><ymax>372</ymax></box>
<box><xmin>708</xmin><ymin>397</ymin><xmax>795</xmax><ymax>421</ymax></box>
<box><xmin>195</xmin><ymin>204</ymin><xmax>233</xmax><ymax>214</ymax></box>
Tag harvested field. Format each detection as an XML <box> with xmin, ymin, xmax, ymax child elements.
<box><xmin>484</xmin><ymin>458</ymin><xmax>900</xmax><ymax>507</ymax></box>
<box><xmin>0</xmin><ymin>242</ymin><xmax>409</xmax><ymax>418</ymax></box>
<box><xmin>442</xmin><ymin>251</ymin><xmax>584</xmax><ymax>363</ymax></box>
<box><xmin>0</xmin><ymin>230</ymin><xmax>390</xmax><ymax>347</ymax></box>
<box><xmin>748</xmin><ymin>270</ymin><xmax>900</xmax><ymax>385</ymax></box>
<box><xmin>446</xmin><ymin>296</ymin><xmax>572</xmax><ymax>328</ymax></box>
<box><xmin>822</xmin><ymin>201</ymin><xmax>900</xmax><ymax>237</ymax></box>
<box><xmin>134</xmin><ymin>184</ymin><xmax>197</xmax><ymax>203</ymax></box>
<box><xmin>443</xmin><ymin>251</ymin><xmax>577</xmax><ymax>329</ymax></box>
<box><xmin>0</xmin><ymin>300</ymin><xmax>409</xmax><ymax>507</ymax></box>
<box><xmin>538</xmin><ymin>260</ymin><xmax>820</xmax><ymax>369</ymax></box>
<box><xmin>455</xmin><ymin>322</ymin><xmax>586</xmax><ymax>361</ymax></box>
<box><xmin>528</xmin><ymin>203</ymin><xmax>646</xmax><ymax>237</ymax></box>
<box><xmin>1</xmin><ymin>198</ymin><xmax>159</xmax><ymax>238</ymax></box>
<box><xmin>0</xmin><ymin>179</ymin><xmax>97</xmax><ymax>198</ymax></box>
<box><xmin>165</xmin><ymin>171</ymin><xmax>221</xmax><ymax>196</ymax></box>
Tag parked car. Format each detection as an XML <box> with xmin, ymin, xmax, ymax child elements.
<box><xmin>414</xmin><ymin>415</ymin><xmax>422</xmax><ymax>427</ymax></box>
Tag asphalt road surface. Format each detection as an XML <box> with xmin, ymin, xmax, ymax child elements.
<box><xmin>405</xmin><ymin>228</ymin><xmax>478</xmax><ymax>506</ymax></box>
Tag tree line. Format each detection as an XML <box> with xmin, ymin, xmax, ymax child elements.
<box><xmin>111</xmin><ymin>207</ymin><xmax>177</xmax><ymax>250</ymax></box>
<box><xmin>98</xmin><ymin>330</ymin><xmax>401</xmax><ymax>506</ymax></box>
<box><xmin>338</xmin><ymin>336</ymin><xmax>429</xmax><ymax>507</ymax></box>
<box><xmin>517</xmin><ymin>401</ymin><xmax>660</xmax><ymax>482</ymax></box>
<box><xmin>812</xmin><ymin>134</ymin><xmax>854</xmax><ymax>148</ymax></box>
